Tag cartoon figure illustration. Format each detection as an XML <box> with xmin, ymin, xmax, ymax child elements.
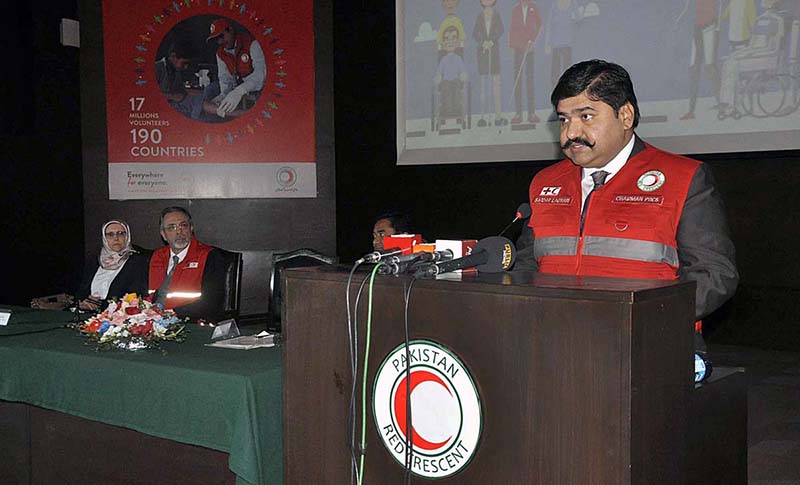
<box><xmin>472</xmin><ymin>0</ymin><xmax>506</xmax><ymax>126</ymax></box>
<box><xmin>676</xmin><ymin>0</ymin><xmax>723</xmax><ymax>120</ymax></box>
<box><xmin>545</xmin><ymin>0</ymin><xmax>579</xmax><ymax>89</ymax></box>
<box><xmin>718</xmin><ymin>0</ymin><xmax>787</xmax><ymax>118</ymax></box>
<box><xmin>722</xmin><ymin>0</ymin><xmax>758</xmax><ymax>50</ymax></box>
<box><xmin>780</xmin><ymin>0</ymin><xmax>800</xmax><ymax>59</ymax></box>
<box><xmin>434</xmin><ymin>25</ymin><xmax>469</xmax><ymax>127</ymax></box>
<box><xmin>509</xmin><ymin>0</ymin><xmax>542</xmax><ymax>124</ymax></box>
<box><xmin>438</xmin><ymin>0</ymin><xmax>466</xmax><ymax>59</ymax></box>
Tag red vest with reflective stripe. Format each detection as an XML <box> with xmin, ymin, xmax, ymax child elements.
<box><xmin>528</xmin><ymin>144</ymin><xmax>700</xmax><ymax>280</ymax></box>
<box><xmin>149</xmin><ymin>239</ymin><xmax>212</xmax><ymax>309</ymax></box>
<box><xmin>217</xmin><ymin>33</ymin><xmax>255</xmax><ymax>80</ymax></box>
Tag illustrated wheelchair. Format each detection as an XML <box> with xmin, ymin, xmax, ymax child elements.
<box><xmin>430</xmin><ymin>78</ymin><xmax>472</xmax><ymax>132</ymax></box>
<box><xmin>719</xmin><ymin>17</ymin><xmax>800</xmax><ymax>120</ymax></box>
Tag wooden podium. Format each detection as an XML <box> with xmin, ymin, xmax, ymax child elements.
<box><xmin>283</xmin><ymin>268</ymin><xmax>697</xmax><ymax>484</ymax></box>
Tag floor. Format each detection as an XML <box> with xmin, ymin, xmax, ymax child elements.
<box><xmin>710</xmin><ymin>343</ymin><xmax>800</xmax><ymax>484</ymax></box>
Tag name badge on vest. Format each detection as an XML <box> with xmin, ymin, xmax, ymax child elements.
<box><xmin>534</xmin><ymin>196</ymin><xmax>573</xmax><ymax>205</ymax></box>
<box><xmin>188</xmin><ymin>262</ymin><xmax>199</xmax><ymax>269</ymax></box>
<box><xmin>535</xmin><ymin>188</ymin><xmax>572</xmax><ymax>205</ymax></box>
<box><xmin>612</xmin><ymin>194</ymin><xmax>664</xmax><ymax>205</ymax></box>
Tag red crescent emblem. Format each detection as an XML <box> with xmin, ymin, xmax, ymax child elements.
<box><xmin>393</xmin><ymin>370</ymin><xmax>454</xmax><ymax>451</ymax></box>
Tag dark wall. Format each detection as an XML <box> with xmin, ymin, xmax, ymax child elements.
<box><xmin>704</xmin><ymin>154</ymin><xmax>800</xmax><ymax>349</ymax></box>
<box><xmin>0</xmin><ymin>1</ymin><xmax>84</xmax><ymax>304</ymax></box>
<box><xmin>333</xmin><ymin>0</ymin><xmax>800</xmax><ymax>349</ymax></box>
<box><xmin>77</xmin><ymin>0</ymin><xmax>335</xmax><ymax>311</ymax></box>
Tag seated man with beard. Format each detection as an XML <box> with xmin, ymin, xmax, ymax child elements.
<box><xmin>149</xmin><ymin>207</ymin><xmax>226</xmax><ymax>320</ymax></box>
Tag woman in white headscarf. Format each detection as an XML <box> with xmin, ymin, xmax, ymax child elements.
<box><xmin>74</xmin><ymin>220</ymin><xmax>150</xmax><ymax>311</ymax></box>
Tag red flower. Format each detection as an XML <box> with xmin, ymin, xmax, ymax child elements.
<box><xmin>130</xmin><ymin>321</ymin><xmax>154</xmax><ymax>337</ymax></box>
<box><xmin>87</xmin><ymin>320</ymin><xmax>102</xmax><ymax>332</ymax></box>
<box><xmin>125</xmin><ymin>306</ymin><xmax>142</xmax><ymax>315</ymax></box>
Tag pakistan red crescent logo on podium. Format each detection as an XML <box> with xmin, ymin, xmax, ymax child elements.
<box><xmin>373</xmin><ymin>340</ymin><xmax>482</xmax><ymax>479</ymax></box>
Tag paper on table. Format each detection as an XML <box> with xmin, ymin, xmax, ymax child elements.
<box><xmin>0</xmin><ymin>310</ymin><xmax>10</xmax><ymax>326</ymax></box>
<box><xmin>205</xmin><ymin>332</ymin><xmax>275</xmax><ymax>350</ymax></box>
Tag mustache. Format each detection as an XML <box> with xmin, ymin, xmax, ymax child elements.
<box><xmin>562</xmin><ymin>137</ymin><xmax>595</xmax><ymax>149</ymax></box>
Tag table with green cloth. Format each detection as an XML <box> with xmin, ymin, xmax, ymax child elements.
<box><xmin>0</xmin><ymin>307</ymin><xmax>282</xmax><ymax>485</ymax></box>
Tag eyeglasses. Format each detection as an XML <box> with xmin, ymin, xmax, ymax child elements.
<box><xmin>163</xmin><ymin>221</ymin><xmax>191</xmax><ymax>232</ymax></box>
<box><xmin>105</xmin><ymin>231</ymin><xmax>127</xmax><ymax>239</ymax></box>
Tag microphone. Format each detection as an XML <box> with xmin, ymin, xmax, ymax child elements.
<box><xmin>355</xmin><ymin>248</ymin><xmax>404</xmax><ymax>265</ymax></box>
<box><xmin>378</xmin><ymin>249</ymin><xmax>455</xmax><ymax>275</ymax></box>
<box><xmin>497</xmin><ymin>203</ymin><xmax>532</xmax><ymax>237</ymax></box>
<box><xmin>414</xmin><ymin>236</ymin><xmax>516</xmax><ymax>278</ymax></box>
<box><xmin>516</xmin><ymin>202</ymin><xmax>532</xmax><ymax>219</ymax></box>
<box><xmin>387</xmin><ymin>249</ymin><xmax>454</xmax><ymax>265</ymax></box>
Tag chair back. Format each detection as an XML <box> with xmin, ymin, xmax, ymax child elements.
<box><xmin>214</xmin><ymin>247</ymin><xmax>243</xmax><ymax>320</ymax></box>
<box><xmin>269</xmin><ymin>249</ymin><xmax>338</xmax><ymax>330</ymax></box>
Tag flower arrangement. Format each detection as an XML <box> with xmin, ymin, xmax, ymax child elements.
<box><xmin>73</xmin><ymin>293</ymin><xmax>186</xmax><ymax>351</ymax></box>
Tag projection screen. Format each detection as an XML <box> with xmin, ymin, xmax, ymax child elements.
<box><xmin>397</xmin><ymin>0</ymin><xmax>800</xmax><ymax>165</ymax></box>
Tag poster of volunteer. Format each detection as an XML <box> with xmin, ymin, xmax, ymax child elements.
<box><xmin>103</xmin><ymin>0</ymin><xmax>316</xmax><ymax>199</ymax></box>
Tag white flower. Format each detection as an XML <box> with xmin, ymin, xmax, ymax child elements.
<box><xmin>99</xmin><ymin>325</ymin><xmax>122</xmax><ymax>343</ymax></box>
<box><xmin>152</xmin><ymin>324</ymin><xmax>167</xmax><ymax>337</ymax></box>
<box><xmin>130</xmin><ymin>313</ymin><xmax>149</xmax><ymax>324</ymax></box>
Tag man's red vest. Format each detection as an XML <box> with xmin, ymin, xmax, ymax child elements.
<box><xmin>528</xmin><ymin>143</ymin><xmax>700</xmax><ymax>280</ymax></box>
<box><xmin>217</xmin><ymin>33</ymin><xmax>255</xmax><ymax>80</ymax></box>
<box><xmin>149</xmin><ymin>238</ymin><xmax>213</xmax><ymax>309</ymax></box>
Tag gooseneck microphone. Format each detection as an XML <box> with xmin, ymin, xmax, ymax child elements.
<box><xmin>498</xmin><ymin>203</ymin><xmax>532</xmax><ymax>237</ymax></box>
<box><xmin>413</xmin><ymin>236</ymin><xmax>516</xmax><ymax>278</ymax></box>
<box><xmin>378</xmin><ymin>249</ymin><xmax>455</xmax><ymax>275</ymax></box>
<box><xmin>387</xmin><ymin>249</ymin><xmax>454</xmax><ymax>265</ymax></box>
<box><xmin>355</xmin><ymin>248</ymin><xmax>404</xmax><ymax>265</ymax></box>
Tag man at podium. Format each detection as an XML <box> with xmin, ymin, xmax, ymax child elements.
<box><xmin>516</xmin><ymin>59</ymin><xmax>738</xmax><ymax>323</ymax></box>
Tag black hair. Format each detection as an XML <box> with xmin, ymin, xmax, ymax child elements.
<box><xmin>550</xmin><ymin>59</ymin><xmax>640</xmax><ymax>128</ymax></box>
<box><xmin>160</xmin><ymin>206</ymin><xmax>192</xmax><ymax>228</ymax></box>
<box><xmin>166</xmin><ymin>41</ymin><xmax>191</xmax><ymax>60</ymax></box>
<box><xmin>373</xmin><ymin>210</ymin><xmax>413</xmax><ymax>234</ymax></box>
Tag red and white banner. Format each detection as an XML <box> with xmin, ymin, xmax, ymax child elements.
<box><xmin>102</xmin><ymin>0</ymin><xmax>315</xmax><ymax>199</ymax></box>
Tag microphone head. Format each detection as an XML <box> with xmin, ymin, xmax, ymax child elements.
<box><xmin>515</xmin><ymin>202</ymin><xmax>532</xmax><ymax>220</ymax></box>
<box><xmin>434</xmin><ymin>248</ymin><xmax>454</xmax><ymax>262</ymax></box>
<box><xmin>472</xmin><ymin>236</ymin><xmax>516</xmax><ymax>273</ymax></box>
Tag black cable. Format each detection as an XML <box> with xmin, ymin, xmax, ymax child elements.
<box><xmin>348</xmin><ymin>268</ymin><xmax>373</xmax><ymax>484</ymax></box>
<box><xmin>402</xmin><ymin>276</ymin><xmax>417</xmax><ymax>484</ymax></box>
<box><xmin>345</xmin><ymin>262</ymin><xmax>361</xmax><ymax>485</ymax></box>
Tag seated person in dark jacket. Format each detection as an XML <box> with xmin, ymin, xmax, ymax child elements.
<box><xmin>148</xmin><ymin>207</ymin><xmax>226</xmax><ymax>321</ymax></box>
<box><xmin>74</xmin><ymin>220</ymin><xmax>150</xmax><ymax>312</ymax></box>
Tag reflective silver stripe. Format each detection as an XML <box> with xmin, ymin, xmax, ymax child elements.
<box><xmin>534</xmin><ymin>236</ymin><xmax>579</xmax><ymax>259</ymax></box>
<box><xmin>583</xmin><ymin>236</ymin><xmax>678</xmax><ymax>266</ymax></box>
<box><xmin>166</xmin><ymin>292</ymin><xmax>202</xmax><ymax>299</ymax></box>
